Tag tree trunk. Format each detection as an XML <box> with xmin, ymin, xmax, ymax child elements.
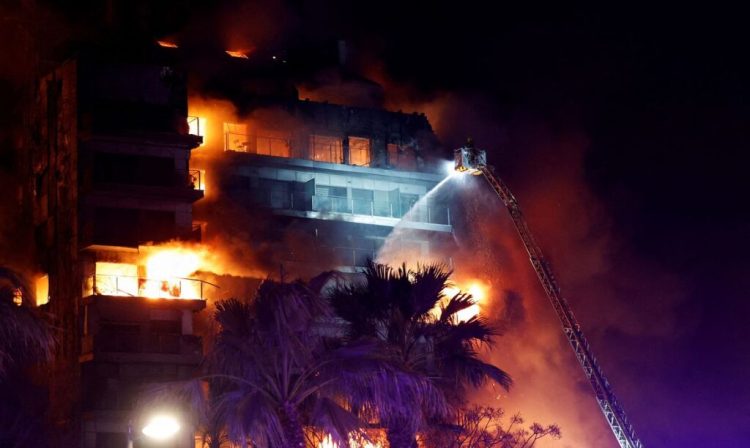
<box><xmin>281</xmin><ymin>405</ymin><xmax>306</xmax><ymax>448</ymax></box>
<box><xmin>386</xmin><ymin>427</ymin><xmax>418</xmax><ymax>448</ymax></box>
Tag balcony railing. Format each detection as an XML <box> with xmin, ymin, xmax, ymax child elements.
<box><xmin>188</xmin><ymin>169</ymin><xmax>205</xmax><ymax>191</ymax></box>
<box><xmin>85</xmin><ymin>274</ymin><xmax>214</xmax><ymax>300</ymax></box>
<box><xmin>310</xmin><ymin>195</ymin><xmax>451</xmax><ymax>225</ymax></box>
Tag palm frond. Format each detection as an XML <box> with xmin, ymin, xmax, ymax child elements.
<box><xmin>310</xmin><ymin>397</ymin><xmax>365</xmax><ymax>446</ymax></box>
<box><xmin>0</xmin><ymin>301</ymin><xmax>55</xmax><ymax>378</ymax></box>
<box><xmin>439</xmin><ymin>292</ymin><xmax>477</xmax><ymax>323</ymax></box>
<box><xmin>409</xmin><ymin>264</ymin><xmax>451</xmax><ymax>318</ymax></box>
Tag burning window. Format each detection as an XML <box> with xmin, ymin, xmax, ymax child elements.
<box><xmin>387</xmin><ymin>143</ymin><xmax>417</xmax><ymax>170</ymax></box>
<box><xmin>187</xmin><ymin>116</ymin><xmax>206</xmax><ymax>145</ymax></box>
<box><xmin>309</xmin><ymin>135</ymin><xmax>343</xmax><ymax>163</ymax></box>
<box><xmin>87</xmin><ymin>247</ymin><xmax>209</xmax><ymax>300</ymax></box>
<box><xmin>189</xmin><ymin>169</ymin><xmax>206</xmax><ymax>191</ymax></box>
<box><xmin>349</xmin><ymin>137</ymin><xmax>371</xmax><ymax>166</ymax></box>
<box><xmin>255</xmin><ymin>129</ymin><xmax>291</xmax><ymax>158</ymax></box>
<box><xmin>224</xmin><ymin>123</ymin><xmax>249</xmax><ymax>152</ymax></box>
<box><xmin>93</xmin><ymin>262</ymin><xmax>139</xmax><ymax>297</ymax></box>
<box><xmin>35</xmin><ymin>275</ymin><xmax>49</xmax><ymax>306</ymax></box>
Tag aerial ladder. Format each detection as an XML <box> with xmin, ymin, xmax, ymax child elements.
<box><xmin>454</xmin><ymin>143</ymin><xmax>644</xmax><ymax>448</ymax></box>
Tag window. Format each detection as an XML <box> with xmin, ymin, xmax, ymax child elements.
<box><xmin>91</xmin><ymin>207</ymin><xmax>176</xmax><ymax>247</ymax></box>
<box><xmin>224</xmin><ymin>123</ymin><xmax>248</xmax><ymax>152</ymax></box>
<box><xmin>315</xmin><ymin>185</ymin><xmax>348</xmax><ymax>213</ymax></box>
<box><xmin>255</xmin><ymin>129</ymin><xmax>291</xmax><ymax>158</ymax></box>
<box><xmin>349</xmin><ymin>137</ymin><xmax>371</xmax><ymax>166</ymax></box>
<box><xmin>99</xmin><ymin>323</ymin><xmax>141</xmax><ymax>353</ymax></box>
<box><xmin>93</xmin><ymin>152</ymin><xmax>175</xmax><ymax>187</ymax></box>
<box><xmin>310</xmin><ymin>135</ymin><xmax>343</xmax><ymax>163</ymax></box>
<box><xmin>387</xmin><ymin>143</ymin><xmax>417</xmax><ymax>170</ymax></box>
<box><xmin>316</xmin><ymin>185</ymin><xmax>347</xmax><ymax>198</ymax></box>
<box><xmin>149</xmin><ymin>320</ymin><xmax>181</xmax><ymax>354</ymax></box>
<box><xmin>35</xmin><ymin>275</ymin><xmax>49</xmax><ymax>306</ymax></box>
<box><xmin>187</xmin><ymin>116</ymin><xmax>206</xmax><ymax>146</ymax></box>
<box><xmin>351</xmin><ymin>188</ymin><xmax>374</xmax><ymax>215</ymax></box>
<box><xmin>94</xmin><ymin>262</ymin><xmax>138</xmax><ymax>297</ymax></box>
<box><xmin>399</xmin><ymin>193</ymin><xmax>420</xmax><ymax>218</ymax></box>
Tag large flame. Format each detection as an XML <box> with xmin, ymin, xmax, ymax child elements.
<box><xmin>141</xmin><ymin>245</ymin><xmax>208</xmax><ymax>299</ymax></box>
<box><xmin>91</xmin><ymin>243</ymin><xmax>227</xmax><ymax>300</ymax></box>
<box><xmin>439</xmin><ymin>279</ymin><xmax>489</xmax><ymax>322</ymax></box>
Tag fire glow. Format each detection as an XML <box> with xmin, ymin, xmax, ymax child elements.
<box><xmin>225</xmin><ymin>49</ymin><xmax>250</xmax><ymax>59</ymax></box>
<box><xmin>439</xmin><ymin>280</ymin><xmax>488</xmax><ymax>322</ymax></box>
<box><xmin>318</xmin><ymin>434</ymin><xmax>382</xmax><ymax>448</ymax></box>
<box><xmin>141</xmin><ymin>246</ymin><xmax>206</xmax><ymax>299</ymax></box>
<box><xmin>92</xmin><ymin>243</ymin><xmax>215</xmax><ymax>300</ymax></box>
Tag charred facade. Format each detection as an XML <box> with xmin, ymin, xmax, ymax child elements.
<box><xmin>29</xmin><ymin>56</ymin><xmax>206</xmax><ymax>447</ymax></box>
<box><xmin>25</xmin><ymin>42</ymin><xmax>454</xmax><ymax>447</ymax></box>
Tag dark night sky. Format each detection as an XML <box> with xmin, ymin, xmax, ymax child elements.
<box><xmin>3</xmin><ymin>1</ymin><xmax>750</xmax><ymax>446</ymax></box>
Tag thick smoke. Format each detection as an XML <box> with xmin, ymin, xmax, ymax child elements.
<box><xmin>187</xmin><ymin>96</ymin><xmax>343</xmax><ymax>283</ymax></box>
<box><xmin>364</xmin><ymin>69</ymin><xmax>692</xmax><ymax>445</ymax></box>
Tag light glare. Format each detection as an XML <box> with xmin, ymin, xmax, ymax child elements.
<box><xmin>142</xmin><ymin>415</ymin><xmax>180</xmax><ymax>440</ymax></box>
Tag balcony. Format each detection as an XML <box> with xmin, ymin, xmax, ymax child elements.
<box><xmin>81</xmin><ymin>331</ymin><xmax>202</xmax><ymax>358</ymax></box>
<box><xmin>84</xmin><ymin>273</ymin><xmax>214</xmax><ymax>301</ymax></box>
<box><xmin>311</xmin><ymin>195</ymin><xmax>451</xmax><ymax>225</ymax></box>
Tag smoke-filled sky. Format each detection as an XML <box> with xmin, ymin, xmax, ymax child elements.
<box><xmin>2</xmin><ymin>1</ymin><xmax>749</xmax><ymax>446</ymax></box>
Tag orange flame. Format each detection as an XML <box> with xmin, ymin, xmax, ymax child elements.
<box><xmin>141</xmin><ymin>245</ymin><xmax>208</xmax><ymax>299</ymax></box>
<box><xmin>156</xmin><ymin>40</ymin><xmax>178</xmax><ymax>48</ymax></box>
<box><xmin>225</xmin><ymin>49</ymin><xmax>250</xmax><ymax>59</ymax></box>
<box><xmin>439</xmin><ymin>280</ymin><xmax>488</xmax><ymax>322</ymax></box>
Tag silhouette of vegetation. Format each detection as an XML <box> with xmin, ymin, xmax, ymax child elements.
<box><xmin>0</xmin><ymin>276</ymin><xmax>55</xmax><ymax>447</ymax></box>
<box><xmin>327</xmin><ymin>262</ymin><xmax>512</xmax><ymax>448</ymax></box>
<box><xmin>423</xmin><ymin>406</ymin><xmax>561</xmax><ymax>448</ymax></box>
<box><xmin>145</xmin><ymin>280</ymin><xmax>445</xmax><ymax>448</ymax></box>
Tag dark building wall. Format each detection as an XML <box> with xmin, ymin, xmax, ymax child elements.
<box><xmin>29</xmin><ymin>57</ymin><xmax>204</xmax><ymax>447</ymax></box>
<box><xmin>30</xmin><ymin>59</ymin><xmax>82</xmax><ymax>444</ymax></box>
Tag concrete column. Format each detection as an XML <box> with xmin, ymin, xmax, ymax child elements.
<box><xmin>342</xmin><ymin>136</ymin><xmax>350</xmax><ymax>165</ymax></box>
<box><xmin>181</xmin><ymin>309</ymin><xmax>193</xmax><ymax>335</ymax></box>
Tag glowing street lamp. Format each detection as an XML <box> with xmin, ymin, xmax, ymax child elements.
<box><xmin>127</xmin><ymin>414</ymin><xmax>181</xmax><ymax>448</ymax></box>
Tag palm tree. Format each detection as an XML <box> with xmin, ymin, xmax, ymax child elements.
<box><xmin>327</xmin><ymin>262</ymin><xmax>512</xmax><ymax>448</ymax></box>
<box><xmin>145</xmin><ymin>280</ymin><xmax>445</xmax><ymax>448</ymax></box>
<box><xmin>0</xmin><ymin>270</ymin><xmax>55</xmax><ymax>447</ymax></box>
<box><xmin>0</xmin><ymin>270</ymin><xmax>55</xmax><ymax>379</ymax></box>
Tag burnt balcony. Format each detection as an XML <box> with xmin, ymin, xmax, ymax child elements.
<box><xmin>84</xmin><ymin>273</ymin><xmax>214</xmax><ymax>301</ymax></box>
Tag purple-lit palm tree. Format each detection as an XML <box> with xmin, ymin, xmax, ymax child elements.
<box><xmin>0</xmin><ymin>274</ymin><xmax>54</xmax><ymax>379</ymax></box>
<box><xmin>0</xmin><ymin>273</ymin><xmax>55</xmax><ymax>447</ymax></box>
<box><xmin>328</xmin><ymin>262</ymin><xmax>512</xmax><ymax>448</ymax></box>
<box><xmin>150</xmin><ymin>280</ymin><xmax>446</xmax><ymax>448</ymax></box>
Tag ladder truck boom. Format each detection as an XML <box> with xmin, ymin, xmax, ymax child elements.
<box><xmin>454</xmin><ymin>144</ymin><xmax>644</xmax><ymax>448</ymax></box>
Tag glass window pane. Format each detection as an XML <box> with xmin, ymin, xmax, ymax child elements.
<box><xmin>224</xmin><ymin>123</ymin><xmax>248</xmax><ymax>152</ymax></box>
<box><xmin>310</xmin><ymin>135</ymin><xmax>343</xmax><ymax>163</ymax></box>
<box><xmin>255</xmin><ymin>129</ymin><xmax>291</xmax><ymax>158</ymax></box>
<box><xmin>387</xmin><ymin>143</ymin><xmax>417</xmax><ymax>170</ymax></box>
<box><xmin>349</xmin><ymin>137</ymin><xmax>371</xmax><ymax>166</ymax></box>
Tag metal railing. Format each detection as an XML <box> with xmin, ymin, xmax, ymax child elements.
<box><xmin>225</xmin><ymin>131</ymin><xmax>249</xmax><ymax>152</ymax></box>
<box><xmin>188</xmin><ymin>169</ymin><xmax>204</xmax><ymax>191</ymax></box>
<box><xmin>310</xmin><ymin>195</ymin><xmax>451</xmax><ymax>225</ymax></box>
<box><xmin>85</xmin><ymin>274</ymin><xmax>214</xmax><ymax>300</ymax></box>
<box><xmin>187</xmin><ymin>116</ymin><xmax>202</xmax><ymax>137</ymax></box>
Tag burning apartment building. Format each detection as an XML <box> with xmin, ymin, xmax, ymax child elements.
<box><xmin>29</xmin><ymin>52</ymin><xmax>209</xmax><ymax>447</ymax></box>
<box><xmin>22</xmin><ymin>41</ymin><xmax>454</xmax><ymax>447</ymax></box>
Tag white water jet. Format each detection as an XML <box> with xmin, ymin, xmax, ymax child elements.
<box><xmin>376</xmin><ymin>172</ymin><xmax>462</xmax><ymax>266</ymax></box>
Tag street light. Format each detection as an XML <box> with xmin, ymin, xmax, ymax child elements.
<box><xmin>127</xmin><ymin>414</ymin><xmax>181</xmax><ymax>447</ymax></box>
